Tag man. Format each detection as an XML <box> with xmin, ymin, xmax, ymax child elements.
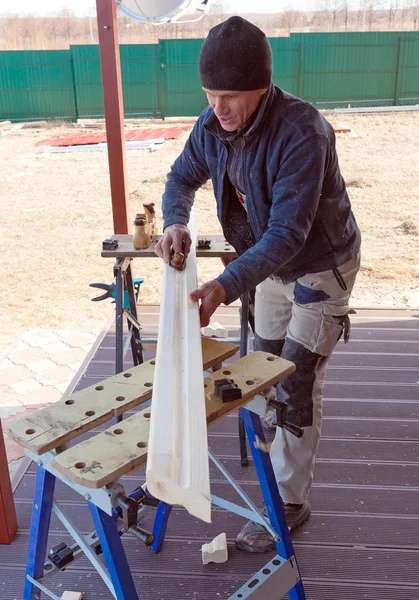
<box><xmin>155</xmin><ymin>16</ymin><xmax>361</xmax><ymax>553</ymax></box>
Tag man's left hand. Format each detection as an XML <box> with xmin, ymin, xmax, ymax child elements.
<box><xmin>190</xmin><ymin>280</ymin><xmax>227</xmax><ymax>327</ymax></box>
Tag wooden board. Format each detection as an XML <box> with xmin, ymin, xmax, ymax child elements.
<box><xmin>101</xmin><ymin>234</ymin><xmax>237</xmax><ymax>259</ymax></box>
<box><xmin>52</xmin><ymin>352</ymin><xmax>295</xmax><ymax>489</ymax></box>
<box><xmin>146</xmin><ymin>212</ymin><xmax>211</xmax><ymax>523</ymax></box>
<box><xmin>7</xmin><ymin>338</ymin><xmax>238</xmax><ymax>456</ymax></box>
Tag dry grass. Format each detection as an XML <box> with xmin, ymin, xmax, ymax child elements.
<box><xmin>0</xmin><ymin>112</ymin><xmax>418</xmax><ymax>352</ymax></box>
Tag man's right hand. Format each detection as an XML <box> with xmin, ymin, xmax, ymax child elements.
<box><xmin>155</xmin><ymin>224</ymin><xmax>192</xmax><ymax>264</ymax></box>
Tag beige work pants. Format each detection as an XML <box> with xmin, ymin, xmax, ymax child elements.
<box><xmin>254</xmin><ymin>253</ymin><xmax>360</xmax><ymax>504</ymax></box>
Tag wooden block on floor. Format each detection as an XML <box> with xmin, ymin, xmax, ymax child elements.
<box><xmin>7</xmin><ymin>338</ymin><xmax>238</xmax><ymax>456</ymax></box>
<box><xmin>202</xmin><ymin>533</ymin><xmax>228</xmax><ymax>564</ymax></box>
<box><xmin>52</xmin><ymin>352</ymin><xmax>295</xmax><ymax>488</ymax></box>
<box><xmin>62</xmin><ymin>592</ymin><xmax>83</xmax><ymax>600</ymax></box>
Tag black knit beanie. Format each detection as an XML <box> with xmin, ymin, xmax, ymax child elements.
<box><xmin>199</xmin><ymin>16</ymin><xmax>272</xmax><ymax>91</ymax></box>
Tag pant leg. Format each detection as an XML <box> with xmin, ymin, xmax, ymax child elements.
<box><xmin>254</xmin><ymin>275</ymin><xmax>294</xmax><ymax>354</ymax></box>
<box><xmin>269</xmin><ymin>253</ymin><xmax>360</xmax><ymax>504</ymax></box>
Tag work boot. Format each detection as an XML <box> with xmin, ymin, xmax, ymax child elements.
<box><xmin>235</xmin><ymin>501</ymin><xmax>311</xmax><ymax>553</ymax></box>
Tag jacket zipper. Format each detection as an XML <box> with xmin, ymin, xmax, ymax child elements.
<box><xmin>242</xmin><ymin>137</ymin><xmax>258</xmax><ymax>241</ymax></box>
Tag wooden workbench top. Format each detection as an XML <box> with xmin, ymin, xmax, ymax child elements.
<box><xmin>101</xmin><ymin>234</ymin><xmax>238</xmax><ymax>259</ymax></box>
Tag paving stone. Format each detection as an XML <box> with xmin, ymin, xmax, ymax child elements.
<box><xmin>69</xmin><ymin>361</ymin><xmax>84</xmax><ymax>372</ymax></box>
<box><xmin>8</xmin><ymin>346</ymin><xmax>48</xmax><ymax>365</ymax></box>
<box><xmin>0</xmin><ymin>365</ymin><xmax>34</xmax><ymax>385</ymax></box>
<box><xmin>82</xmin><ymin>344</ymin><xmax>94</xmax><ymax>352</ymax></box>
<box><xmin>35</xmin><ymin>366</ymin><xmax>74</xmax><ymax>386</ymax></box>
<box><xmin>15</xmin><ymin>386</ymin><xmax>61</xmax><ymax>407</ymax></box>
<box><xmin>0</xmin><ymin>385</ymin><xmax>14</xmax><ymax>403</ymax></box>
<box><xmin>60</xmin><ymin>332</ymin><xmax>96</xmax><ymax>347</ymax></box>
<box><xmin>22</xmin><ymin>330</ymin><xmax>60</xmax><ymax>347</ymax></box>
<box><xmin>54</xmin><ymin>347</ymin><xmax>86</xmax><ymax>366</ymax></box>
<box><xmin>0</xmin><ymin>401</ymin><xmax>26</xmax><ymax>419</ymax></box>
<box><xmin>0</xmin><ymin>358</ymin><xmax>14</xmax><ymax>371</ymax></box>
<box><xmin>4</xmin><ymin>436</ymin><xmax>25</xmax><ymax>462</ymax></box>
<box><xmin>27</xmin><ymin>358</ymin><xmax>57</xmax><ymax>373</ymax></box>
<box><xmin>54</xmin><ymin>380</ymin><xmax>72</xmax><ymax>394</ymax></box>
<box><xmin>10</xmin><ymin>378</ymin><xmax>43</xmax><ymax>394</ymax></box>
<box><xmin>42</xmin><ymin>341</ymin><xmax>71</xmax><ymax>355</ymax></box>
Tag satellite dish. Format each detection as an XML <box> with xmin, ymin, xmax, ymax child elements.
<box><xmin>117</xmin><ymin>0</ymin><xmax>210</xmax><ymax>24</ymax></box>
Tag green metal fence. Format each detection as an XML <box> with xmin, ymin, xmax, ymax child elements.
<box><xmin>1</xmin><ymin>31</ymin><xmax>418</xmax><ymax>122</ymax></box>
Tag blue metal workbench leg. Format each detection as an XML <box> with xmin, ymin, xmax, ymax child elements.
<box><xmin>150</xmin><ymin>502</ymin><xmax>172</xmax><ymax>553</ymax></box>
<box><xmin>23</xmin><ymin>467</ymin><xmax>56</xmax><ymax>600</ymax></box>
<box><xmin>89</xmin><ymin>502</ymin><xmax>138</xmax><ymax>600</ymax></box>
<box><xmin>240</xmin><ymin>407</ymin><xmax>306</xmax><ymax>600</ymax></box>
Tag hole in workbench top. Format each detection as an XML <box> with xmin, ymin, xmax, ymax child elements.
<box><xmin>144</xmin><ymin>382</ymin><xmax>153</xmax><ymax>387</ymax></box>
<box><xmin>137</xmin><ymin>442</ymin><xmax>147</xmax><ymax>448</ymax></box>
<box><xmin>44</xmin><ymin>564</ymin><xmax>53</xmax><ymax>572</ymax></box>
<box><xmin>246</xmin><ymin>380</ymin><xmax>255</xmax><ymax>386</ymax></box>
<box><xmin>85</xmin><ymin>411</ymin><xmax>95</xmax><ymax>417</ymax></box>
<box><xmin>95</xmin><ymin>386</ymin><xmax>104</xmax><ymax>391</ymax></box>
<box><xmin>150</xmin><ymin>360</ymin><xmax>156</xmax><ymax>365</ymax></box>
<box><xmin>223</xmin><ymin>370</ymin><xmax>232</xmax><ymax>375</ymax></box>
<box><xmin>267</xmin><ymin>356</ymin><xmax>275</xmax><ymax>361</ymax></box>
<box><xmin>115</xmin><ymin>396</ymin><xmax>125</xmax><ymax>402</ymax></box>
<box><xmin>113</xmin><ymin>429</ymin><xmax>124</xmax><ymax>435</ymax></box>
<box><xmin>123</xmin><ymin>373</ymin><xmax>132</xmax><ymax>378</ymax></box>
<box><xmin>144</xmin><ymin>412</ymin><xmax>151</xmax><ymax>419</ymax></box>
<box><xmin>25</xmin><ymin>428</ymin><xmax>35</xmax><ymax>435</ymax></box>
<box><xmin>75</xmin><ymin>462</ymin><xmax>86</xmax><ymax>469</ymax></box>
<box><xmin>262</xmin><ymin>568</ymin><xmax>271</xmax><ymax>575</ymax></box>
<box><xmin>272</xmin><ymin>559</ymin><xmax>280</xmax><ymax>566</ymax></box>
<box><xmin>65</xmin><ymin>399</ymin><xmax>74</xmax><ymax>405</ymax></box>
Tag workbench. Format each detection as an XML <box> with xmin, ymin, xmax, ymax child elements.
<box><xmin>6</xmin><ymin>231</ymin><xmax>306</xmax><ymax>599</ymax></box>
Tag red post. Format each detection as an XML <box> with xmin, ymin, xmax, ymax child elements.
<box><xmin>96</xmin><ymin>0</ymin><xmax>130</xmax><ymax>234</ymax></box>
<box><xmin>0</xmin><ymin>423</ymin><xmax>18</xmax><ymax>544</ymax></box>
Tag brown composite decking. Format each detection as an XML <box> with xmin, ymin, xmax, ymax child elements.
<box><xmin>1</xmin><ymin>306</ymin><xmax>419</xmax><ymax>599</ymax></box>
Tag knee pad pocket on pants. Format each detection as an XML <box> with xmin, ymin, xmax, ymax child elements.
<box><xmin>253</xmin><ymin>334</ymin><xmax>285</xmax><ymax>356</ymax></box>
<box><xmin>276</xmin><ymin>339</ymin><xmax>321</xmax><ymax>428</ymax></box>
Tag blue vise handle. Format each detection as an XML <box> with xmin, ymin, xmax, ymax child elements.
<box><xmin>90</xmin><ymin>278</ymin><xmax>144</xmax><ymax>309</ymax></box>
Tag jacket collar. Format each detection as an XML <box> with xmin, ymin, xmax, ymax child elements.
<box><xmin>204</xmin><ymin>81</ymin><xmax>276</xmax><ymax>142</ymax></box>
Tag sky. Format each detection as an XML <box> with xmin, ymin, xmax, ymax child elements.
<box><xmin>0</xmin><ymin>0</ymin><xmax>364</xmax><ymax>18</ymax></box>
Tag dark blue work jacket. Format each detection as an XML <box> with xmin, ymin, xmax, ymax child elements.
<box><xmin>162</xmin><ymin>83</ymin><xmax>361</xmax><ymax>303</ymax></box>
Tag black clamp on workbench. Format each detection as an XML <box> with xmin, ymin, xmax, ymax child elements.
<box><xmin>214</xmin><ymin>378</ymin><xmax>242</xmax><ymax>402</ymax></box>
<box><xmin>268</xmin><ymin>399</ymin><xmax>304</xmax><ymax>438</ymax></box>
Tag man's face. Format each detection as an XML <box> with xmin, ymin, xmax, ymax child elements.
<box><xmin>203</xmin><ymin>88</ymin><xmax>268</xmax><ymax>132</ymax></box>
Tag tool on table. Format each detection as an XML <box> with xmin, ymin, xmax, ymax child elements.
<box><xmin>133</xmin><ymin>202</ymin><xmax>157</xmax><ymax>249</ymax></box>
<box><xmin>214</xmin><ymin>378</ymin><xmax>242</xmax><ymax>402</ymax></box>
<box><xmin>102</xmin><ymin>238</ymin><xmax>118</xmax><ymax>251</ymax></box>
<box><xmin>197</xmin><ymin>238</ymin><xmax>211</xmax><ymax>250</ymax></box>
<box><xmin>89</xmin><ymin>278</ymin><xmax>144</xmax><ymax>309</ymax></box>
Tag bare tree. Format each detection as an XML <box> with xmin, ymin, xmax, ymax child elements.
<box><xmin>414</xmin><ymin>0</ymin><xmax>419</xmax><ymax>29</ymax></box>
<box><xmin>341</xmin><ymin>0</ymin><xmax>350</xmax><ymax>30</ymax></box>
<box><xmin>388</xmin><ymin>0</ymin><xmax>400</xmax><ymax>28</ymax></box>
<box><xmin>365</xmin><ymin>0</ymin><xmax>381</xmax><ymax>30</ymax></box>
